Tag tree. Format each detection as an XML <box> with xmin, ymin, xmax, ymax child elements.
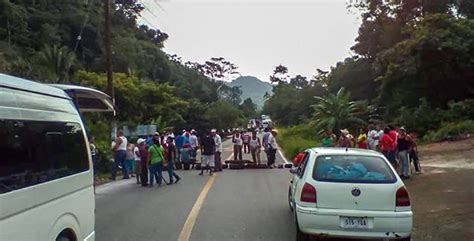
<box><xmin>36</xmin><ymin>44</ymin><xmax>76</xmax><ymax>83</ymax></box>
<box><xmin>326</xmin><ymin>57</ymin><xmax>379</xmax><ymax>102</ymax></box>
<box><xmin>289</xmin><ymin>75</ymin><xmax>309</xmax><ymax>89</ymax></box>
<box><xmin>240</xmin><ymin>98</ymin><xmax>257</xmax><ymax>118</ymax></box>
<box><xmin>311</xmin><ymin>88</ymin><xmax>367</xmax><ymax>134</ymax></box>
<box><xmin>376</xmin><ymin>14</ymin><xmax>474</xmax><ymax>115</ymax></box>
<box><xmin>204</xmin><ymin>101</ymin><xmax>244</xmax><ymax>130</ymax></box>
<box><xmin>219</xmin><ymin>85</ymin><xmax>243</xmax><ymax>106</ymax></box>
<box><xmin>269</xmin><ymin>64</ymin><xmax>289</xmax><ymax>84</ymax></box>
<box><xmin>199</xmin><ymin>57</ymin><xmax>240</xmax><ymax>82</ymax></box>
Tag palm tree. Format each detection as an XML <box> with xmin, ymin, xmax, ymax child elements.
<box><xmin>311</xmin><ymin>87</ymin><xmax>367</xmax><ymax>134</ymax></box>
<box><xmin>37</xmin><ymin>44</ymin><xmax>76</xmax><ymax>83</ymax></box>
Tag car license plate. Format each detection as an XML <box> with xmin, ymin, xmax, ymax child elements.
<box><xmin>341</xmin><ymin>217</ymin><xmax>368</xmax><ymax>229</ymax></box>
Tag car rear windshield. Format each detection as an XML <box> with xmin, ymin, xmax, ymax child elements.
<box><xmin>312</xmin><ymin>155</ymin><xmax>397</xmax><ymax>183</ymax></box>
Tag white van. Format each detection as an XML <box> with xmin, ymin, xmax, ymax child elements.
<box><xmin>0</xmin><ymin>74</ymin><xmax>114</xmax><ymax>241</ymax></box>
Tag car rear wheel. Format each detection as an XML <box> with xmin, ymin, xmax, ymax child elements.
<box><xmin>399</xmin><ymin>236</ymin><xmax>411</xmax><ymax>241</ymax></box>
<box><xmin>288</xmin><ymin>186</ymin><xmax>294</xmax><ymax>212</ymax></box>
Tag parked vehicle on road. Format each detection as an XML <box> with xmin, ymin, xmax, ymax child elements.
<box><xmin>0</xmin><ymin>74</ymin><xmax>114</xmax><ymax>241</ymax></box>
<box><xmin>288</xmin><ymin>148</ymin><xmax>412</xmax><ymax>241</ymax></box>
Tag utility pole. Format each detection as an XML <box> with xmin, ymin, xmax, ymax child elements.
<box><xmin>104</xmin><ymin>0</ymin><xmax>117</xmax><ymax>142</ymax></box>
<box><xmin>104</xmin><ymin>0</ymin><xmax>114</xmax><ymax>101</ymax></box>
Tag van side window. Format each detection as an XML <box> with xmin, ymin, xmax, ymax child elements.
<box><xmin>0</xmin><ymin>120</ymin><xmax>89</xmax><ymax>194</ymax></box>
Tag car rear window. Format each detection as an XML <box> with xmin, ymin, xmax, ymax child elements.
<box><xmin>312</xmin><ymin>155</ymin><xmax>397</xmax><ymax>183</ymax></box>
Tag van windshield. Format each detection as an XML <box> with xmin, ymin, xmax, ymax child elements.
<box><xmin>313</xmin><ymin>155</ymin><xmax>397</xmax><ymax>184</ymax></box>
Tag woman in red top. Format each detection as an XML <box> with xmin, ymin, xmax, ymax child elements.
<box><xmin>379</xmin><ymin>127</ymin><xmax>395</xmax><ymax>160</ymax></box>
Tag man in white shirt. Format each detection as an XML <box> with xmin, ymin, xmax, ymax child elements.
<box><xmin>189</xmin><ymin>130</ymin><xmax>199</xmax><ymax>161</ymax></box>
<box><xmin>211</xmin><ymin>129</ymin><xmax>223</xmax><ymax>171</ymax></box>
<box><xmin>267</xmin><ymin>129</ymin><xmax>278</xmax><ymax>168</ymax></box>
<box><xmin>111</xmin><ymin>130</ymin><xmax>129</xmax><ymax>180</ymax></box>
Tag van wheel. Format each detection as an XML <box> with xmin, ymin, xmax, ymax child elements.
<box><xmin>288</xmin><ymin>186</ymin><xmax>294</xmax><ymax>212</ymax></box>
<box><xmin>399</xmin><ymin>237</ymin><xmax>411</xmax><ymax>241</ymax></box>
<box><xmin>295</xmin><ymin>213</ymin><xmax>309</xmax><ymax>241</ymax></box>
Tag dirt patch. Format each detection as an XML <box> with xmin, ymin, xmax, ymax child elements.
<box><xmin>408</xmin><ymin>137</ymin><xmax>474</xmax><ymax>241</ymax></box>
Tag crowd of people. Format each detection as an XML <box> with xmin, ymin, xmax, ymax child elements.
<box><xmin>107</xmin><ymin>128</ymin><xmax>227</xmax><ymax>187</ymax></box>
<box><xmin>320</xmin><ymin>125</ymin><xmax>421</xmax><ymax>179</ymax></box>
<box><xmin>231</xmin><ymin>128</ymin><xmax>279</xmax><ymax>168</ymax></box>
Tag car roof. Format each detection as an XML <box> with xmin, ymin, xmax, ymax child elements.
<box><xmin>0</xmin><ymin>73</ymin><xmax>70</xmax><ymax>99</ymax></box>
<box><xmin>308</xmin><ymin>147</ymin><xmax>383</xmax><ymax>157</ymax></box>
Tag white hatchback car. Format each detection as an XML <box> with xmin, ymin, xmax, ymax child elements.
<box><xmin>288</xmin><ymin>148</ymin><xmax>412</xmax><ymax>241</ymax></box>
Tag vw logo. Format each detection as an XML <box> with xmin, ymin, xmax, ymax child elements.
<box><xmin>351</xmin><ymin>187</ymin><xmax>361</xmax><ymax>197</ymax></box>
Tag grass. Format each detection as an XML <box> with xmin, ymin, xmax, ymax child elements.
<box><xmin>276</xmin><ymin>124</ymin><xmax>320</xmax><ymax>159</ymax></box>
<box><xmin>423</xmin><ymin>120</ymin><xmax>474</xmax><ymax>142</ymax></box>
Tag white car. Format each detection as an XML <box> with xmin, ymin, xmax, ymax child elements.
<box><xmin>288</xmin><ymin>148</ymin><xmax>412</xmax><ymax>241</ymax></box>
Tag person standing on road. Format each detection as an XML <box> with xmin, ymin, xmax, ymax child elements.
<box><xmin>337</xmin><ymin>129</ymin><xmax>352</xmax><ymax>148</ymax></box>
<box><xmin>321</xmin><ymin>130</ymin><xmax>336</xmax><ymax>147</ymax></box>
<box><xmin>357</xmin><ymin>128</ymin><xmax>368</xmax><ymax>149</ymax></box>
<box><xmin>262</xmin><ymin>128</ymin><xmax>271</xmax><ymax>161</ymax></box>
<box><xmin>249</xmin><ymin>131</ymin><xmax>262</xmax><ymax>165</ymax></box>
<box><xmin>126</xmin><ymin>142</ymin><xmax>136</xmax><ymax>177</ymax></box>
<box><xmin>212</xmin><ymin>129</ymin><xmax>223</xmax><ymax>172</ymax></box>
<box><xmin>232</xmin><ymin>130</ymin><xmax>243</xmax><ymax>161</ymax></box>
<box><xmin>111</xmin><ymin>130</ymin><xmax>129</xmax><ymax>180</ymax></box>
<box><xmin>242</xmin><ymin>130</ymin><xmax>251</xmax><ymax>154</ymax></box>
<box><xmin>147</xmin><ymin>138</ymin><xmax>164</xmax><ymax>187</ymax></box>
<box><xmin>397</xmin><ymin>127</ymin><xmax>413</xmax><ymax>179</ymax></box>
<box><xmin>200</xmin><ymin>131</ymin><xmax>216</xmax><ymax>176</ymax></box>
<box><xmin>380</xmin><ymin>127</ymin><xmax>396</xmax><ymax>166</ymax></box>
<box><xmin>138</xmin><ymin>138</ymin><xmax>149</xmax><ymax>186</ymax></box>
<box><xmin>89</xmin><ymin>136</ymin><xmax>97</xmax><ymax>178</ymax></box>
<box><xmin>165</xmin><ymin>136</ymin><xmax>181</xmax><ymax>184</ymax></box>
<box><xmin>368</xmin><ymin>125</ymin><xmax>381</xmax><ymax>151</ymax></box>
<box><xmin>134</xmin><ymin>140</ymin><xmax>142</xmax><ymax>184</ymax></box>
<box><xmin>267</xmin><ymin>129</ymin><xmax>278</xmax><ymax>168</ymax></box>
<box><xmin>189</xmin><ymin>130</ymin><xmax>199</xmax><ymax>161</ymax></box>
<box><xmin>408</xmin><ymin>130</ymin><xmax>422</xmax><ymax>174</ymax></box>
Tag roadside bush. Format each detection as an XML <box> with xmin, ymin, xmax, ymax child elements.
<box><xmin>395</xmin><ymin>98</ymin><xmax>474</xmax><ymax>137</ymax></box>
<box><xmin>276</xmin><ymin>125</ymin><xmax>319</xmax><ymax>159</ymax></box>
<box><xmin>423</xmin><ymin>120</ymin><xmax>474</xmax><ymax>142</ymax></box>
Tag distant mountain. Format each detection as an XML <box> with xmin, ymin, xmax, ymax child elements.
<box><xmin>228</xmin><ymin>76</ymin><xmax>273</xmax><ymax>109</ymax></box>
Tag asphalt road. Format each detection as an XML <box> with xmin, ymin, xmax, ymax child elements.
<box><xmin>95</xmin><ymin>135</ymin><xmax>296</xmax><ymax>241</ymax></box>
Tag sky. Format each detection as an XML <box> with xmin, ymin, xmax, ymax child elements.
<box><xmin>139</xmin><ymin>0</ymin><xmax>361</xmax><ymax>81</ymax></box>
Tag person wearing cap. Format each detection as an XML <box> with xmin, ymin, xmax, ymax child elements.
<box><xmin>137</xmin><ymin>138</ymin><xmax>149</xmax><ymax>186</ymax></box>
<box><xmin>266</xmin><ymin>129</ymin><xmax>278</xmax><ymax>168</ymax></box>
<box><xmin>134</xmin><ymin>139</ymin><xmax>144</xmax><ymax>184</ymax></box>
<box><xmin>165</xmin><ymin>136</ymin><xmax>181</xmax><ymax>184</ymax></box>
<box><xmin>397</xmin><ymin>127</ymin><xmax>413</xmax><ymax>179</ymax></box>
<box><xmin>211</xmin><ymin>129</ymin><xmax>223</xmax><ymax>171</ymax></box>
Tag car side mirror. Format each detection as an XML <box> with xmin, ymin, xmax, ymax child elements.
<box><xmin>284</xmin><ymin>163</ymin><xmax>293</xmax><ymax>169</ymax></box>
<box><xmin>289</xmin><ymin>167</ymin><xmax>298</xmax><ymax>174</ymax></box>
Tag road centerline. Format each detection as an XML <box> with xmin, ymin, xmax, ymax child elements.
<box><xmin>177</xmin><ymin>174</ymin><xmax>217</xmax><ymax>241</ymax></box>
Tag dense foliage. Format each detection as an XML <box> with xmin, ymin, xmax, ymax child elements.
<box><xmin>0</xmin><ymin>1</ymin><xmax>256</xmax><ymax>133</ymax></box>
<box><xmin>263</xmin><ymin>0</ymin><xmax>474</xmax><ymax>141</ymax></box>
<box><xmin>0</xmin><ymin>1</ymin><xmax>258</xmax><ymax>171</ymax></box>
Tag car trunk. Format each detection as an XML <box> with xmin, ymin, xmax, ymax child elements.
<box><xmin>314</xmin><ymin>181</ymin><xmax>398</xmax><ymax>211</ymax></box>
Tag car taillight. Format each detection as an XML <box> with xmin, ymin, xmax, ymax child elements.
<box><xmin>300</xmin><ymin>182</ymin><xmax>317</xmax><ymax>203</ymax></box>
<box><xmin>396</xmin><ymin>186</ymin><xmax>410</xmax><ymax>207</ymax></box>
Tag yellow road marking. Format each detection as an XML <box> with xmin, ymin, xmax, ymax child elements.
<box><xmin>177</xmin><ymin>174</ymin><xmax>217</xmax><ymax>241</ymax></box>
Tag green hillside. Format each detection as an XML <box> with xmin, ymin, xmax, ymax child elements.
<box><xmin>228</xmin><ymin>76</ymin><xmax>273</xmax><ymax>109</ymax></box>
